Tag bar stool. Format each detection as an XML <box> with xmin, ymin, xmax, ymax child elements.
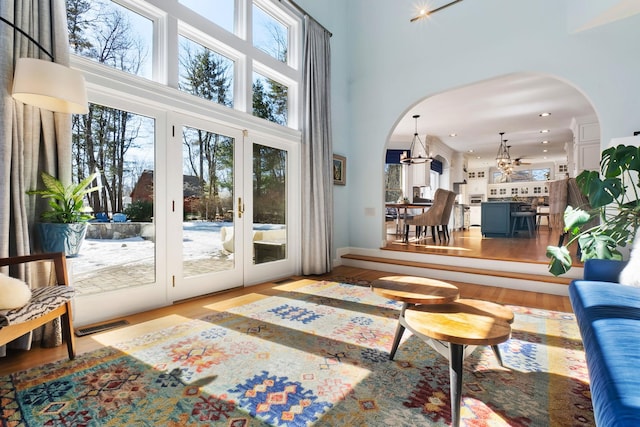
<box><xmin>511</xmin><ymin>210</ymin><xmax>536</xmax><ymax>237</ymax></box>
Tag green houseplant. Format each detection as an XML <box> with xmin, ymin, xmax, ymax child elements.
<box><xmin>27</xmin><ymin>172</ymin><xmax>100</xmax><ymax>257</ymax></box>
<box><xmin>546</xmin><ymin>144</ymin><xmax>640</xmax><ymax>276</ymax></box>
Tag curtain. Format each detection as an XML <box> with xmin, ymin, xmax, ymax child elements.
<box><xmin>0</xmin><ymin>0</ymin><xmax>72</xmax><ymax>355</ymax></box>
<box><xmin>301</xmin><ymin>16</ymin><xmax>333</xmax><ymax>274</ymax></box>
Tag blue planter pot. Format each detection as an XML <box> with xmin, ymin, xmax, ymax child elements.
<box><xmin>37</xmin><ymin>222</ymin><xmax>88</xmax><ymax>257</ymax></box>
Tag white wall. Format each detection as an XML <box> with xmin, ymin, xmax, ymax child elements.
<box><xmin>297</xmin><ymin>0</ymin><xmax>640</xmax><ymax>253</ymax></box>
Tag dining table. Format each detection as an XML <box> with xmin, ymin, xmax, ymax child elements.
<box><xmin>385</xmin><ymin>202</ymin><xmax>432</xmax><ymax>237</ymax></box>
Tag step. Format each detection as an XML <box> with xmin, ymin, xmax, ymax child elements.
<box><xmin>340</xmin><ymin>253</ymin><xmax>573</xmax><ymax>286</ymax></box>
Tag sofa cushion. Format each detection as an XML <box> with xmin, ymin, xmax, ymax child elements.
<box><xmin>620</xmin><ymin>234</ymin><xmax>640</xmax><ymax>287</ymax></box>
<box><xmin>570</xmin><ymin>280</ymin><xmax>640</xmax><ymax>426</ymax></box>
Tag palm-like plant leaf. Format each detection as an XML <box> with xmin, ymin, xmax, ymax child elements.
<box><xmin>27</xmin><ymin>172</ymin><xmax>101</xmax><ymax>223</ymax></box>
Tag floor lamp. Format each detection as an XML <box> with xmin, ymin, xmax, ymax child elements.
<box><xmin>1</xmin><ymin>6</ymin><xmax>88</xmax><ymax>114</ymax></box>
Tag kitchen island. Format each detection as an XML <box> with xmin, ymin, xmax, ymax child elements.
<box><xmin>480</xmin><ymin>201</ymin><xmax>527</xmax><ymax>237</ymax></box>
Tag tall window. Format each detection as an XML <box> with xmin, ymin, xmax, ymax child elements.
<box><xmin>68</xmin><ymin>0</ymin><xmax>300</xmax><ymax>129</ymax></box>
<box><xmin>385</xmin><ymin>164</ymin><xmax>402</xmax><ymax>202</ymax></box>
<box><xmin>178</xmin><ymin>36</ymin><xmax>234</xmax><ymax>107</ymax></box>
<box><xmin>179</xmin><ymin>0</ymin><xmax>235</xmax><ymax>33</ymax></box>
<box><xmin>252</xmin><ymin>72</ymin><xmax>288</xmax><ymax>125</ymax></box>
<box><xmin>67</xmin><ymin>0</ymin><xmax>153</xmax><ymax>79</ymax></box>
<box><xmin>253</xmin><ymin>4</ymin><xmax>288</xmax><ymax>63</ymax></box>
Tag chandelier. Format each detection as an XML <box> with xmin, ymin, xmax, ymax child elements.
<box><xmin>400</xmin><ymin>115</ymin><xmax>432</xmax><ymax>165</ymax></box>
<box><xmin>495</xmin><ymin>132</ymin><xmax>513</xmax><ymax>174</ymax></box>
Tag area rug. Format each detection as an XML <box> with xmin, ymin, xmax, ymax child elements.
<box><xmin>0</xmin><ymin>281</ymin><xmax>593</xmax><ymax>426</ymax></box>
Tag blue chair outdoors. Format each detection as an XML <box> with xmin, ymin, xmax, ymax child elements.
<box><xmin>94</xmin><ymin>212</ymin><xmax>109</xmax><ymax>222</ymax></box>
<box><xmin>112</xmin><ymin>213</ymin><xmax>127</xmax><ymax>223</ymax></box>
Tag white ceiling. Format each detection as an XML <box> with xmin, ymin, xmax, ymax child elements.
<box><xmin>388</xmin><ymin>73</ymin><xmax>597</xmax><ymax>169</ymax></box>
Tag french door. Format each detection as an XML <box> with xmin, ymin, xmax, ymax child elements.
<box><xmin>167</xmin><ymin>112</ymin><xmax>298</xmax><ymax>302</ymax></box>
<box><xmin>73</xmin><ymin>106</ymin><xmax>298</xmax><ymax>325</ymax></box>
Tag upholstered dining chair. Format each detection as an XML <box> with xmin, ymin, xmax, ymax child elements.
<box><xmin>405</xmin><ymin>188</ymin><xmax>449</xmax><ymax>243</ymax></box>
<box><xmin>439</xmin><ymin>190</ymin><xmax>457</xmax><ymax>240</ymax></box>
<box><xmin>0</xmin><ymin>252</ymin><xmax>76</xmax><ymax>360</ymax></box>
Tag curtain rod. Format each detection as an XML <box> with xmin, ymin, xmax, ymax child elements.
<box><xmin>278</xmin><ymin>0</ymin><xmax>333</xmax><ymax>37</ymax></box>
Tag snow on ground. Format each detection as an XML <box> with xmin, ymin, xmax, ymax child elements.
<box><xmin>71</xmin><ymin>221</ymin><xmax>283</xmax><ymax>275</ymax></box>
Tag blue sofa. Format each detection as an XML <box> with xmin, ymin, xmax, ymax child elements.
<box><xmin>569</xmin><ymin>259</ymin><xmax>640</xmax><ymax>426</ymax></box>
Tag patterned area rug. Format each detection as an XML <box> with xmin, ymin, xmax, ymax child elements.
<box><xmin>1</xmin><ymin>281</ymin><xmax>593</xmax><ymax>426</ymax></box>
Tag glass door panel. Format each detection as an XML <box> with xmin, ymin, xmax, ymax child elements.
<box><xmin>252</xmin><ymin>143</ymin><xmax>287</xmax><ymax>264</ymax></box>
<box><xmin>168</xmin><ymin>113</ymin><xmax>244</xmax><ymax>301</ymax></box>
<box><xmin>71</xmin><ymin>104</ymin><xmax>157</xmax><ymax>296</ymax></box>
<box><xmin>243</xmin><ymin>134</ymin><xmax>298</xmax><ymax>286</ymax></box>
<box><xmin>182</xmin><ymin>126</ymin><xmax>235</xmax><ymax>277</ymax></box>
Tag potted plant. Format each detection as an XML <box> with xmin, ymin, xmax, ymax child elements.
<box><xmin>27</xmin><ymin>172</ymin><xmax>100</xmax><ymax>257</ymax></box>
<box><xmin>546</xmin><ymin>144</ymin><xmax>640</xmax><ymax>276</ymax></box>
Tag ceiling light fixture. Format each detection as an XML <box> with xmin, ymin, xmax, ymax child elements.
<box><xmin>400</xmin><ymin>115</ymin><xmax>432</xmax><ymax>165</ymax></box>
<box><xmin>495</xmin><ymin>132</ymin><xmax>513</xmax><ymax>175</ymax></box>
<box><xmin>541</xmin><ymin>140</ymin><xmax>549</xmax><ymax>144</ymax></box>
<box><xmin>540</xmin><ymin>129</ymin><xmax>549</xmax><ymax>133</ymax></box>
<box><xmin>539</xmin><ymin>112</ymin><xmax>551</xmax><ymax>117</ymax></box>
<box><xmin>411</xmin><ymin>0</ymin><xmax>464</xmax><ymax>22</ymax></box>
<box><xmin>449</xmin><ymin>133</ymin><xmax>457</xmax><ymax>137</ymax></box>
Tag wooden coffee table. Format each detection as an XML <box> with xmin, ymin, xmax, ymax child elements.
<box><xmin>372</xmin><ymin>275</ymin><xmax>460</xmax><ymax>359</ymax></box>
<box><xmin>404</xmin><ymin>299</ymin><xmax>512</xmax><ymax>427</ymax></box>
<box><xmin>372</xmin><ymin>276</ymin><xmax>513</xmax><ymax>427</ymax></box>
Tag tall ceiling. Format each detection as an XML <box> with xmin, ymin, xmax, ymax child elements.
<box><xmin>388</xmin><ymin>73</ymin><xmax>597</xmax><ymax>169</ymax></box>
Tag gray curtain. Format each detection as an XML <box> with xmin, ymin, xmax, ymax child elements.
<box><xmin>0</xmin><ymin>0</ymin><xmax>73</xmax><ymax>355</ymax></box>
<box><xmin>301</xmin><ymin>16</ymin><xmax>333</xmax><ymax>274</ymax></box>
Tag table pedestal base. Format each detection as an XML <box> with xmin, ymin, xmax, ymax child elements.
<box><xmin>388</xmin><ymin>301</ymin><xmax>513</xmax><ymax>427</ymax></box>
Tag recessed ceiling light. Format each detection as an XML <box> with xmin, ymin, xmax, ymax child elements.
<box><xmin>543</xmin><ymin>149</ymin><xmax>548</xmax><ymax>153</ymax></box>
<box><xmin>541</xmin><ymin>140</ymin><xmax>549</xmax><ymax>144</ymax></box>
<box><xmin>449</xmin><ymin>133</ymin><xmax>457</xmax><ymax>137</ymax></box>
<box><xmin>467</xmin><ymin>149</ymin><xmax>474</xmax><ymax>153</ymax></box>
<box><xmin>540</xmin><ymin>129</ymin><xmax>549</xmax><ymax>133</ymax></box>
<box><xmin>539</xmin><ymin>112</ymin><xmax>551</xmax><ymax>117</ymax></box>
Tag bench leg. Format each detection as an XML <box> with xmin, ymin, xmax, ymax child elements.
<box><xmin>449</xmin><ymin>343</ymin><xmax>464</xmax><ymax>427</ymax></box>
<box><xmin>62</xmin><ymin>301</ymin><xmax>76</xmax><ymax>360</ymax></box>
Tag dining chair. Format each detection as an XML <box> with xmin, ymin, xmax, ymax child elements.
<box><xmin>405</xmin><ymin>188</ymin><xmax>449</xmax><ymax>243</ymax></box>
<box><xmin>439</xmin><ymin>190</ymin><xmax>457</xmax><ymax>240</ymax></box>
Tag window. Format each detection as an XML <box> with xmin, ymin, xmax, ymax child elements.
<box><xmin>385</xmin><ymin>164</ymin><xmax>402</xmax><ymax>202</ymax></box>
<box><xmin>68</xmin><ymin>0</ymin><xmax>153</xmax><ymax>79</ymax></box>
<box><xmin>531</xmin><ymin>168</ymin><xmax>551</xmax><ymax>181</ymax></box>
<box><xmin>68</xmin><ymin>0</ymin><xmax>301</xmax><ymax>129</ymax></box>
<box><xmin>179</xmin><ymin>0</ymin><xmax>234</xmax><ymax>33</ymax></box>
<box><xmin>253</xmin><ymin>72</ymin><xmax>288</xmax><ymax>125</ymax></box>
<box><xmin>178</xmin><ymin>36</ymin><xmax>234</xmax><ymax>107</ymax></box>
<box><xmin>253</xmin><ymin>3</ymin><xmax>289</xmax><ymax>63</ymax></box>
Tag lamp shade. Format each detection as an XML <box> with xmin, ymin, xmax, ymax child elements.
<box><xmin>12</xmin><ymin>58</ymin><xmax>89</xmax><ymax>114</ymax></box>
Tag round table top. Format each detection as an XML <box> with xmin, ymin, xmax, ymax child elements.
<box><xmin>371</xmin><ymin>276</ymin><xmax>460</xmax><ymax>305</ymax></box>
<box><xmin>404</xmin><ymin>298</ymin><xmax>513</xmax><ymax>346</ymax></box>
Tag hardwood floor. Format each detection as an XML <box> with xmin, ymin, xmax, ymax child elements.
<box><xmin>383</xmin><ymin>221</ymin><xmax>581</xmax><ymax>266</ymax></box>
<box><xmin>0</xmin><ymin>262</ymin><xmax>573</xmax><ymax>376</ymax></box>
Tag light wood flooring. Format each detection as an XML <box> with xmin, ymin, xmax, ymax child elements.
<box><xmin>383</xmin><ymin>222</ymin><xmax>580</xmax><ymax>265</ymax></box>
<box><xmin>0</xmin><ymin>261</ymin><xmax>573</xmax><ymax>376</ymax></box>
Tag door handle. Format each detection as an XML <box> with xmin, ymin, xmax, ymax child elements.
<box><xmin>238</xmin><ymin>197</ymin><xmax>245</xmax><ymax>218</ymax></box>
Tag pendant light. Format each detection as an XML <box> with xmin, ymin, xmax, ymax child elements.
<box><xmin>400</xmin><ymin>115</ymin><xmax>432</xmax><ymax>165</ymax></box>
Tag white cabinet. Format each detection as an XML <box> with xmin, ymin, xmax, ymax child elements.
<box><xmin>487</xmin><ymin>182</ymin><xmax>549</xmax><ymax>199</ymax></box>
<box><xmin>571</xmin><ymin>117</ymin><xmax>600</xmax><ymax>174</ymax></box>
<box><xmin>469</xmin><ymin>206</ymin><xmax>482</xmax><ymax>226</ymax></box>
<box><xmin>467</xmin><ymin>168</ymin><xmax>488</xmax><ymax>197</ymax></box>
